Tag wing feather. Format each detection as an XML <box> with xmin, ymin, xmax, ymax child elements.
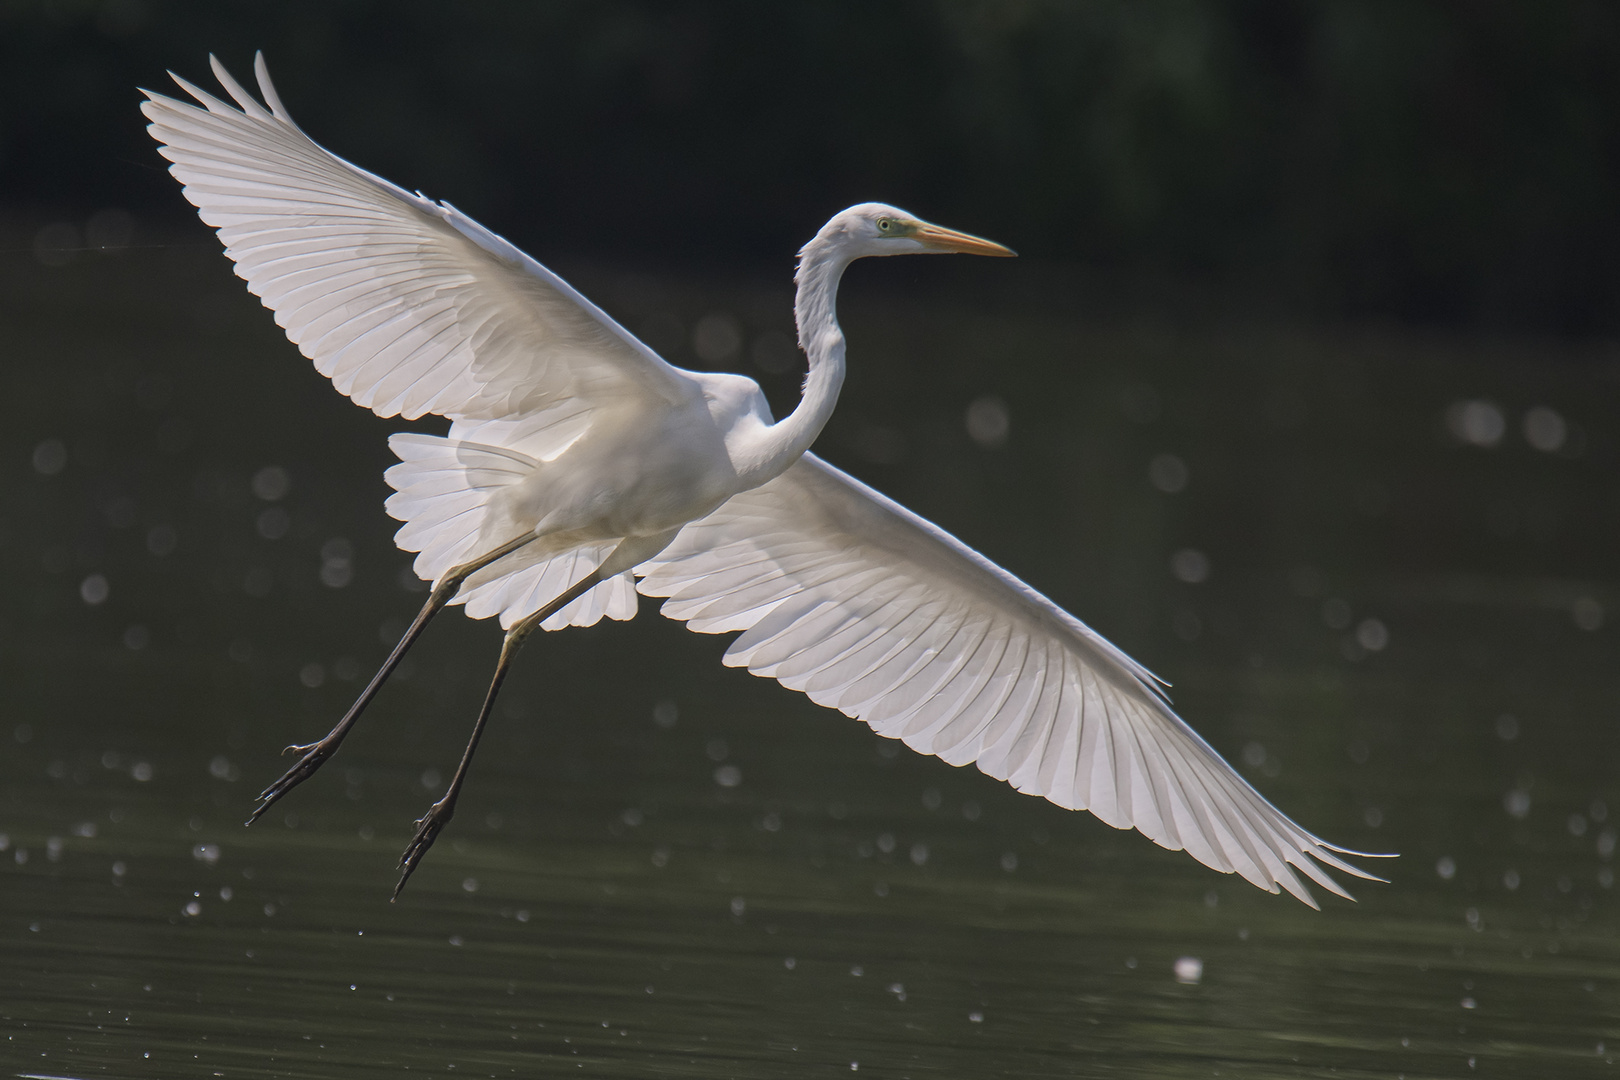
<box><xmin>844</xmin><ymin>608</ymin><xmax>971</xmax><ymax>720</ymax></box>
<box><xmin>795</xmin><ymin>586</ymin><xmax>934</xmax><ymax>691</ymax></box>
<box><xmin>932</xmin><ymin>629</ymin><xmax>1030</xmax><ymax>762</ymax></box>
<box><xmin>639</xmin><ymin>453</ymin><xmax>1385</xmax><ymax>904</ymax></box>
<box><xmin>957</xmin><ymin>634</ymin><xmax>1044</xmax><ymax>768</ymax></box>
<box><xmin>864</xmin><ymin>615</ymin><xmax>993</xmax><ymax>728</ymax></box>
<box><xmin>747</xmin><ymin>570</ymin><xmax>897</xmax><ymax>677</ymax></box>
<box><xmin>898</xmin><ymin>622</ymin><xmax>1012</xmax><ymax>746</ymax></box>
<box><xmin>142</xmin><ymin>54</ymin><xmax>698</xmax><ymax>424</ymax></box>
<box><xmin>772</xmin><ymin>584</ymin><xmax>925</xmax><ymax>686</ymax></box>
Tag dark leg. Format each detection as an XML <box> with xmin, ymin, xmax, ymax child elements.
<box><xmin>248</xmin><ymin>531</ymin><xmax>539</xmax><ymax>825</ymax></box>
<box><xmin>393</xmin><ymin>567</ymin><xmax>605</xmax><ymax>900</ymax></box>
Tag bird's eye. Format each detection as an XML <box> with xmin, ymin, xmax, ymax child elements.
<box><xmin>877</xmin><ymin>218</ymin><xmax>891</xmax><ymax>232</ymax></box>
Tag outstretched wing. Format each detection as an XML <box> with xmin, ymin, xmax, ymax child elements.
<box><xmin>141</xmin><ymin>53</ymin><xmax>697</xmax><ymax>422</ymax></box>
<box><xmin>638</xmin><ymin>454</ymin><xmax>1385</xmax><ymax>906</ymax></box>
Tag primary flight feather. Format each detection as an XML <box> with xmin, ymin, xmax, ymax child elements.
<box><xmin>142</xmin><ymin>54</ymin><xmax>1385</xmax><ymax>903</ymax></box>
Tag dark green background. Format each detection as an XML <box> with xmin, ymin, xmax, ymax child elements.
<box><xmin>7</xmin><ymin>0</ymin><xmax>1620</xmax><ymax>334</ymax></box>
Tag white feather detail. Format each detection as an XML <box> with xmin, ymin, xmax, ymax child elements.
<box><xmin>639</xmin><ymin>452</ymin><xmax>1382</xmax><ymax>906</ymax></box>
<box><xmin>140</xmin><ymin>54</ymin><xmax>697</xmax><ymax>426</ymax></box>
<box><xmin>384</xmin><ymin>433</ymin><xmax>635</xmax><ymax>631</ymax></box>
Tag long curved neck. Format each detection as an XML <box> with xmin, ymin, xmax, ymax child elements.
<box><xmin>749</xmin><ymin>232</ymin><xmax>850</xmax><ymax>479</ymax></box>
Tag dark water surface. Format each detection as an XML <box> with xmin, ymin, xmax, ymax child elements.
<box><xmin>3</xmin><ymin>235</ymin><xmax>1619</xmax><ymax>1077</ymax></box>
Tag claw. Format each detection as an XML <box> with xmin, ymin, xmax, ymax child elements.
<box><xmin>282</xmin><ymin>741</ymin><xmax>318</xmax><ymax>756</ymax></box>
<box><xmin>245</xmin><ymin>740</ymin><xmax>334</xmax><ymax>825</ymax></box>
<box><xmin>392</xmin><ymin>799</ymin><xmax>454</xmax><ymax>900</ymax></box>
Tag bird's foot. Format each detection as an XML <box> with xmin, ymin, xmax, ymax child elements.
<box><xmin>246</xmin><ymin>739</ymin><xmax>335</xmax><ymax>825</ymax></box>
<box><xmin>393</xmin><ymin>798</ymin><xmax>455</xmax><ymax>900</ymax></box>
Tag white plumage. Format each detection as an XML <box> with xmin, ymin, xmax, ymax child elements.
<box><xmin>383</xmin><ymin>434</ymin><xmax>639</xmax><ymax>629</ymax></box>
<box><xmin>143</xmin><ymin>54</ymin><xmax>1385</xmax><ymax>902</ymax></box>
<box><xmin>640</xmin><ymin>456</ymin><xmax>1374</xmax><ymax>903</ymax></box>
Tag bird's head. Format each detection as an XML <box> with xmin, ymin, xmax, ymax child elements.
<box><xmin>821</xmin><ymin>203</ymin><xmax>1016</xmax><ymax>260</ymax></box>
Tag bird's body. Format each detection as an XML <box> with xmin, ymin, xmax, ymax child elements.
<box><xmin>143</xmin><ymin>55</ymin><xmax>1386</xmax><ymax>904</ymax></box>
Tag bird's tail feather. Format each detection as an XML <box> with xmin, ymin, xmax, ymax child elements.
<box><xmin>384</xmin><ymin>433</ymin><xmax>637</xmax><ymax>630</ymax></box>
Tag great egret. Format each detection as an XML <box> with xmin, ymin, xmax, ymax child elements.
<box><xmin>142</xmin><ymin>55</ymin><xmax>1385</xmax><ymax>904</ymax></box>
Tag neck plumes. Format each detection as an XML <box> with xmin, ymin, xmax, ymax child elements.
<box><xmin>749</xmin><ymin>230</ymin><xmax>851</xmax><ymax>478</ymax></box>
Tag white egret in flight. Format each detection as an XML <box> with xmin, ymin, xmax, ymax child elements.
<box><xmin>142</xmin><ymin>55</ymin><xmax>1385</xmax><ymax>903</ymax></box>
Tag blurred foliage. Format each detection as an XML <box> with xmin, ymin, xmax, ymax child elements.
<box><xmin>4</xmin><ymin>0</ymin><xmax>1620</xmax><ymax>334</ymax></box>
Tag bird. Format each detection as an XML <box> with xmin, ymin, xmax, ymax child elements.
<box><xmin>142</xmin><ymin>54</ymin><xmax>1387</xmax><ymax>904</ymax></box>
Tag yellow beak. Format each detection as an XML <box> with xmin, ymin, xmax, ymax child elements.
<box><xmin>914</xmin><ymin>222</ymin><xmax>1017</xmax><ymax>257</ymax></box>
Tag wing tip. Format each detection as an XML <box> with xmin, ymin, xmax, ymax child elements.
<box><xmin>151</xmin><ymin>52</ymin><xmax>294</xmax><ymax>132</ymax></box>
<box><xmin>252</xmin><ymin>49</ymin><xmax>296</xmax><ymax>125</ymax></box>
<box><xmin>1285</xmin><ymin>879</ymin><xmax>1325</xmax><ymax>910</ymax></box>
<box><xmin>1321</xmin><ymin>841</ymin><xmax>1401</xmax><ymax>860</ymax></box>
<box><xmin>1314</xmin><ymin>843</ymin><xmax>1397</xmax><ymax>885</ymax></box>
